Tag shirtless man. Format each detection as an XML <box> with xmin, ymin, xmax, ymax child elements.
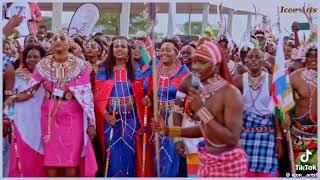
<box><xmin>152</xmin><ymin>41</ymin><xmax>248</xmax><ymax>177</ymax></box>
<box><xmin>289</xmin><ymin>44</ymin><xmax>317</xmax><ymax>176</ymax></box>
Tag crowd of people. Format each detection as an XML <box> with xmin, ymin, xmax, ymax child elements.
<box><xmin>2</xmin><ymin>11</ymin><xmax>318</xmax><ymax>178</ymax></box>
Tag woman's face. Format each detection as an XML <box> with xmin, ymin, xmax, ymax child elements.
<box><xmin>3</xmin><ymin>43</ymin><xmax>13</xmax><ymax>56</ymax></box>
<box><xmin>132</xmin><ymin>47</ymin><xmax>141</xmax><ymax>60</ymax></box>
<box><xmin>113</xmin><ymin>39</ymin><xmax>129</xmax><ymax>60</ymax></box>
<box><xmin>26</xmin><ymin>49</ymin><xmax>41</xmax><ymax>71</ymax></box>
<box><xmin>84</xmin><ymin>40</ymin><xmax>102</xmax><ymax>59</ymax></box>
<box><xmin>70</xmin><ymin>41</ymin><xmax>82</xmax><ymax>58</ymax></box>
<box><xmin>159</xmin><ymin>42</ymin><xmax>177</xmax><ymax>65</ymax></box>
<box><xmin>51</xmin><ymin>32</ymin><xmax>70</xmax><ymax>54</ymax></box>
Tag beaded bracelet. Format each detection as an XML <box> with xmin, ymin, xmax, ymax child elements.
<box><xmin>196</xmin><ymin>107</ymin><xmax>213</xmax><ymax>124</ymax></box>
<box><xmin>276</xmin><ymin>136</ymin><xmax>283</xmax><ymax>140</ymax></box>
<box><xmin>4</xmin><ymin>90</ymin><xmax>13</xmax><ymax>96</ymax></box>
<box><xmin>174</xmin><ymin>137</ymin><xmax>183</xmax><ymax>143</ymax></box>
<box><xmin>176</xmin><ymin>91</ymin><xmax>187</xmax><ymax>99</ymax></box>
<box><xmin>168</xmin><ymin>126</ymin><xmax>182</xmax><ymax>137</ymax></box>
<box><xmin>173</xmin><ymin>104</ymin><xmax>184</xmax><ymax>115</ymax></box>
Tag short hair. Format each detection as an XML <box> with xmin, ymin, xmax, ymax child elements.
<box><xmin>160</xmin><ymin>38</ymin><xmax>179</xmax><ymax>52</ymax></box>
<box><xmin>217</xmin><ymin>35</ymin><xmax>229</xmax><ymax>44</ymax></box>
<box><xmin>39</xmin><ymin>25</ymin><xmax>47</xmax><ymax>31</ymax></box>
<box><xmin>305</xmin><ymin>46</ymin><xmax>317</xmax><ymax>58</ymax></box>
<box><xmin>21</xmin><ymin>45</ymin><xmax>46</xmax><ymax>67</ymax></box>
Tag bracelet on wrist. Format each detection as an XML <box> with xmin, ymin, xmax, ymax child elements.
<box><xmin>168</xmin><ymin>127</ymin><xmax>182</xmax><ymax>137</ymax></box>
<box><xmin>174</xmin><ymin>137</ymin><xmax>183</xmax><ymax>143</ymax></box>
<box><xmin>196</xmin><ymin>107</ymin><xmax>213</xmax><ymax>124</ymax></box>
<box><xmin>276</xmin><ymin>136</ymin><xmax>283</xmax><ymax>140</ymax></box>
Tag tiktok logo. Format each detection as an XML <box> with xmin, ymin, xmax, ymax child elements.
<box><xmin>300</xmin><ymin>149</ymin><xmax>312</xmax><ymax>163</ymax></box>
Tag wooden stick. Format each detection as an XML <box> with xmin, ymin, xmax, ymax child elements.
<box><xmin>152</xmin><ymin>58</ymin><xmax>161</xmax><ymax>177</ymax></box>
<box><xmin>285</xmin><ymin>129</ymin><xmax>296</xmax><ymax>175</ymax></box>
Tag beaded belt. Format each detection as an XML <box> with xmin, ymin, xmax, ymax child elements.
<box><xmin>45</xmin><ymin>91</ymin><xmax>74</xmax><ymax>101</ymax></box>
<box><xmin>108</xmin><ymin>96</ymin><xmax>134</xmax><ymax>106</ymax></box>
<box><xmin>242</xmin><ymin>126</ymin><xmax>274</xmax><ymax>133</ymax></box>
<box><xmin>159</xmin><ymin>100</ymin><xmax>175</xmax><ymax>111</ymax></box>
<box><xmin>291</xmin><ymin>126</ymin><xmax>317</xmax><ymax>141</ymax></box>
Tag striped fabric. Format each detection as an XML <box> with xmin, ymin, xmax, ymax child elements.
<box><xmin>194</xmin><ymin>41</ymin><xmax>222</xmax><ymax>65</ymax></box>
<box><xmin>186</xmin><ymin>153</ymin><xmax>199</xmax><ymax>177</ymax></box>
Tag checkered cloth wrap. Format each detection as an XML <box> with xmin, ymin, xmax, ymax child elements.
<box><xmin>197</xmin><ymin>142</ymin><xmax>248</xmax><ymax>177</ymax></box>
<box><xmin>2</xmin><ymin>55</ymin><xmax>15</xmax><ymax>73</ymax></box>
<box><xmin>240</xmin><ymin>111</ymin><xmax>278</xmax><ymax>174</ymax></box>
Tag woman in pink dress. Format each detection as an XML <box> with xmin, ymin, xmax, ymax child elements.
<box><xmin>26</xmin><ymin>31</ymin><xmax>97</xmax><ymax>177</ymax></box>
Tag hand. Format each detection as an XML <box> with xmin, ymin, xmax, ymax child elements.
<box><xmin>3</xmin><ymin>120</ymin><xmax>11</xmax><ymax>137</ymax></box>
<box><xmin>4</xmin><ymin>96</ymin><xmax>15</xmax><ymax>107</ymax></box>
<box><xmin>291</xmin><ymin>22</ymin><xmax>300</xmax><ymax>33</ymax></box>
<box><xmin>175</xmin><ymin>141</ymin><xmax>186</xmax><ymax>157</ymax></box>
<box><xmin>187</xmin><ymin>88</ymin><xmax>203</xmax><ymax>113</ymax></box>
<box><xmin>7</xmin><ymin>15</ymin><xmax>23</xmax><ymax>28</ymax></box>
<box><xmin>142</xmin><ymin>95</ymin><xmax>152</xmax><ymax>107</ymax></box>
<box><xmin>282</xmin><ymin>118</ymin><xmax>291</xmax><ymax>131</ymax></box>
<box><xmin>276</xmin><ymin>139</ymin><xmax>284</xmax><ymax>159</ymax></box>
<box><xmin>151</xmin><ymin>112</ymin><xmax>168</xmax><ymax>136</ymax></box>
<box><xmin>104</xmin><ymin>112</ymin><xmax>116</xmax><ymax>127</ymax></box>
<box><xmin>87</xmin><ymin>125</ymin><xmax>96</xmax><ymax>141</ymax></box>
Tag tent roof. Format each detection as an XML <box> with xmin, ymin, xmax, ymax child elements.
<box><xmin>38</xmin><ymin>2</ymin><xmax>256</xmax><ymax>15</ymax></box>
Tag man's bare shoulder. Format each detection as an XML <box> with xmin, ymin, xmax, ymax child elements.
<box><xmin>223</xmin><ymin>83</ymin><xmax>243</xmax><ymax>104</ymax></box>
<box><xmin>290</xmin><ymin>67</ymin><xmax>304</xmax><ymax>79</ymax></box>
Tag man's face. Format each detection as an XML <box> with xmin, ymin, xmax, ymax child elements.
<box><xmin>245</xmin><ymin>49</ymin><xmax>264</xmax><ymax>74</ymax></box>
<box><xmin>305</xmin><ymin>49</ymin><xmax>317</xmax><ymax>70</ymax></box>
<box><xmin>219</xmin><ymin>41</ymin><xmax>230</xmax><ymax>60</ymax></box>
<box><xmin>256</xmin><ymin>36</ymin><xmax>266</xmax><ymax>47</ymax></box>
<box><xmin>51</xmin><ymin>32</ymin><xmax>70</xmax><ymax>53</ymax></box>
<box><xmin>191</xmin><ymin>56</ymin><xmax>215</xmax><ymax>81</ymax></box>
<box><xmin>284</xmin><ymin>45</ymin><xmax>293</xmax><ymax>60</ymax></box>
<box><xmin>180</xmin><ymin>46</ymin><xmax>194</xmax><ymax>65</ymax></box>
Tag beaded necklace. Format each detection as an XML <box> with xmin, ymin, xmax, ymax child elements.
<box><xmin>200</xmin><ymin>76</ymin><xmax>228</xmax><ymax>102</ymax></box>
<box><xmin>302</xmin><ymin>68</ymin><xmax>317</xmax><ymax>123</ymax></box>
<box><xmin>16</xmin><ymin>67</ymin><xmax>32</xmax><ymax>81</ymax></box>
<box><xmin>157</xmin><ymin>59</ymin><xmax>181</xmax><ymax>79</ymax></box>
<box><xmin>248</xmin><ymin>71</ymin><xmax>264</xmax><ymax>90</ymax></box>
<box><xmin>247</xmin><ymin>72</ymin><xmax>266</xmax><ymax>113</ymax></box>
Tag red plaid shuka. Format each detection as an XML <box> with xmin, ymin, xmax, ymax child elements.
<box><xmin>198</xmin><ymin>147</ymin><xmax>248</xmax><ymax>177</ymax></box>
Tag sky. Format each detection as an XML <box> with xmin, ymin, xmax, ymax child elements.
<box><xmin>40</xmin><ymin>0</ymin><xmax>319</xmax><ymax>43</ymax></box>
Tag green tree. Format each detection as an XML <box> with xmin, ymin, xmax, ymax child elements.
<box><xmin>96</xmin><ymin>12</ymin><xmax>149</xmax><ymax>36</ymax></box>
<box><xmin>96</xmin><ymin>13</ymin><xmax>120</xmax><ymax>35</ymax></box>
<box><xmin>182</xmin><ymin>21</ymin><xmax>203</xmax><ymax>35</ymax></box>
<box><xmin>129</xmin><ymin>13</ymin><xmax>149</xmax><ymax>35</ymax></box>
<box><xmin>37</xmin><ymin>16</ymin><xmax>52</xmax><ymax>30</ymax></box>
